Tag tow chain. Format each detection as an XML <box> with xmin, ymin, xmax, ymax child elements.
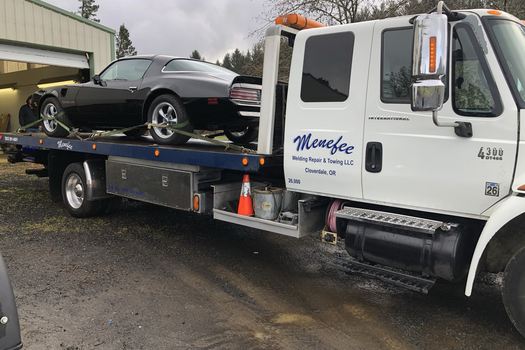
<box><xmin>16</xmin><ymin>114</ymin><xmax>257</xmax><ymax>154</ymax></box>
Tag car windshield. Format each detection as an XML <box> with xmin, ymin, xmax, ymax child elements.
<box><xmin>486</xmin><ymin>19</ymin><xmax>525</xmax><ymax>106</ymax></box>
<box><xmin>164</xmin><ymin>59</ymin><xmax>236</xmax><ymax>75</ymax></box>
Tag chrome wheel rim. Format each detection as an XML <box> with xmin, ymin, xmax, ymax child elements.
<box><xmin>65</xmin><ymin>173</ymin><xmax>84</xmax><ymax>209</ymax></box>
<box><xmin>42</xmin><ymin>103</ymin><xmax>59</xmax><ymax>132</ymax></box>
<box><xmin>152</xmin><ymin>102</ymin><xmax>178</xmax><ymax>139</ymax></box>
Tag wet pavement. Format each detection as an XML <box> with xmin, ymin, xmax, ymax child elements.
<box><xmin>0</xmin><ymin>157</ymin><xmax>523</xmax><ymax>349</ymax></box>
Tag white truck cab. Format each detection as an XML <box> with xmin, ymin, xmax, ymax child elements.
<box><xmin>261</xmin><ymin>2</ymin><xmax>525</xmax><ymax>337</ymax></box>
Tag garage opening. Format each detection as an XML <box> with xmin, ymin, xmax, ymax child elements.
<box><xmin>0</xmin><ymin>44</ymin><xmax>91</xmax><ymax>132</ymax></box>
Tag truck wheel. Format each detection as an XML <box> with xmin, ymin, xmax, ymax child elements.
<box><xmin>148</xmin><ymin>94</ymin><xmax>192</xmax><ymax>145</ymax></box>
<box><xmin>62</xmin><ymin>163</ymin><xmax>107</xmax><ymax>218</ymax></box>
<box><xmin>225</xmin><ymin>126</ymin><xmax>258</xmax><ymax>145</ymax></box>
<box><xmin>40</xmin><ymin>97</ymin><xmax>70</xmax><ymax>138</ymax></box>
<box><xmin>503</xmin><ymin>245</ymin><xmax>525</xmax><ymax>337</ymax></box>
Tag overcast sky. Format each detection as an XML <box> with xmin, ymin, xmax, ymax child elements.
<box><xmin>43</xmin><ymin>0</ymin><xmax>268</xmax><ymax>63</ymax></box>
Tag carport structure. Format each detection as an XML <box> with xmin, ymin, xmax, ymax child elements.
<box><xmin>0</xmin><ymin>0</ymin><xmax>115</xmax><ymax>131</ymax></box>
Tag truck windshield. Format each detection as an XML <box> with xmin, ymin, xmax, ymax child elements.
<box><xmin>486</xmin><ymin>19</ymin><xmax>525</xmax><ymax>107</ymax></box>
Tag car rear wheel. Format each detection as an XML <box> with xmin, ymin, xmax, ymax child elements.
<box><xmin>40</xmin><ymin>97</ymin><xmax>70</xmax><ymax>138</ymax></box>
<box><xmin>225</xmin><ymin>126</ymin><xmax>258</xmax><ymax>145</ymax></box>
<box><xmin>148</xmin><ymin>94</ymin><xmax>192</xmax><ymax>145</ymax></box>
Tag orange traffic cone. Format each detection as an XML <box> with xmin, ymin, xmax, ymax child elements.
<box><xmin>238</xmin><ymin>174</ymin><xmax>254</xmax><ymax>216</ymax></box>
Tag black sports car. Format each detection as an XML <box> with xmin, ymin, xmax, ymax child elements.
<box><xmin>32</xmin><ymin>56</ymin><xmax>262</xmax><ymax>145</ymax></box>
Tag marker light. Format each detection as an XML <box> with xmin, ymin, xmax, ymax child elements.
<box><xmin>242</xmin><ymin>157</ymin><xmax>249</xmax><ymax>166</ymax></box>
<box><xmin>429</xmin><ymin>36</ymin><xmax>437</xmax><ymax>73</ymax></box>
<box><xmin>37</xmin><ymin>80</ymin><xmax>76</xmax><ymax>89</ymax></box>
<box><xmin>275</xmin><ymin>14</ymin><xmax>325</xmax><ymax>30</ymax></box>
<box><xmin>39</xmin><ymin>139</ymin><xmax>44</xmax><ymax>145</ymax></box>
<box><xmin>92</xmin><ymin>143</ymin><xmax>97</xmax><ymax>150</ymax></box>
<box><xmin>193</xmin><ymin>194</ymin><xmax>200</xmax><ymax>212</ymax></box>
<box><xmin>259</xmin><ymin>157</ymin><xmax>265</xmax><ymax>166</ymax></box>
<box><xmin>154</xmin><ymin>149</ymin><xmax>160</xmax><ymax>157</ymax></box>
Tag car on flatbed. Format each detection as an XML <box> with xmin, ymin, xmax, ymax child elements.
<box><xmin>33</xmin><ymin>55</ymin><xmax>262</xmax><ymax>145</ymax></box>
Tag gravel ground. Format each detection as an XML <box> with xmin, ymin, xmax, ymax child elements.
<box><xmin>0</xmin><ymin>156</ymin><xmax>524</xmax><ymax>350</ymax></box>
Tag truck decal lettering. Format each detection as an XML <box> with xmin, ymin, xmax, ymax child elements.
<box><xmin>293</xmin><ymin>133</ymin><xmax>354</xmax><ymax>155</ymax></box>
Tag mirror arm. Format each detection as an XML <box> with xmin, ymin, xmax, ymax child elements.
<box><xmin>432</xmin><ymin>110</ymin><xmax>457</xmax><ymax>128</ymax></box>
<box><xmin>432</xmin><ymin>111</ymin><xmax>473</xmax><ymax>138</ymax></box>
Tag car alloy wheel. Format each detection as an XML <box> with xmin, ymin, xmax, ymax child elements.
<box><xmin>42</xmin><ymin>102</ymin><xmax>59</xmax><ymax>132</ymax></box>
<box><xmin>152</xmin><ymin>102</ymin><xmax>178</xmax><ymax>139</ymax></box>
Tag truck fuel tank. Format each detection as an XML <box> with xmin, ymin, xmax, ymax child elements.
<box><xmin>336</xmin><ymin>207</ymin><xmax>474</xmax><ymax>281</ymax></box>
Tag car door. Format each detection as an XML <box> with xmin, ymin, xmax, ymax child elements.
<box><xmin>284</xmin><ymin>23</ymin><xmax>373</xmax><ymax>200</ymax></box>
<box><xmin>362</xmin><ymin>15</ymin><xmax>518</xmax><ymax>217</ymax></box>
<box><xmin>75</xmin><ymin>59</ymin><xmax>152</xmax><ymax>128</ymax></box>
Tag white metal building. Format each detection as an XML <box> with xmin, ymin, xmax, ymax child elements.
<box><xmin>0</xmin><ymin>0</ymin><xmax>115</xmax><ymax>131</ymax></box>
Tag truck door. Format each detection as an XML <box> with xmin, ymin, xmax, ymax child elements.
<box><xmin>283</xmin><ymin>23</ymin><xmax>374</xmax><ymax>199</ymax></box>
<box><xmin>362</xmin><ymin>15</ymin><xmax>518</xmax><ymax>216</ymax></box>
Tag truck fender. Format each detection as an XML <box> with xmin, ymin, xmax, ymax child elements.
<box><xmin>465</xmin><ymin>196</ymin><xmax>525</xmax><ymax>296</ymax></box>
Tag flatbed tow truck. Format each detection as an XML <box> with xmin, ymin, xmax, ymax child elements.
<box><xmin>4</xmin><ymin>2</ymin><xmax>525</xmax><ymax>338</ymax></box>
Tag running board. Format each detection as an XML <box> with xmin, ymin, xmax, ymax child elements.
<box><xmin>343</xmin><ymin>259</ymin><xmax>436</xmax><ymax>294</ymax></box>
<box><xmin>336</xmin><ymin>207</ymin><xmax>457</xmax><ymax>235</ymax></box>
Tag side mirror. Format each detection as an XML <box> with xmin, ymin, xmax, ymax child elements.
<box><xmin>92</xmin><ymin>75</ymin><xmax>105</xmax><ymax>86</ymax></box>
<box><xmin>411</xmin><ymin>1</ymin><xmax>472</xmax><ymax>138</ymax></box>
<box><xmin>0</xmin><ymin>254</ymin><xmax>22</xmax><ymax>350</ymax></box>
<box><xmin>411</xmin><ymin>12</ymin><xmax>448</xmax><ymax>111</ymax></box>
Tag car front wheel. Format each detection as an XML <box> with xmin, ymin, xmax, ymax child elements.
<box><xmin>148</xmin><ymin>94</ymin><xmax>192</xmax><ymax>145</ymax></box>
<box><xmin>40</xmin><ymin>97</ymin><xmax>70</xmax><ymax>138</ymax></box>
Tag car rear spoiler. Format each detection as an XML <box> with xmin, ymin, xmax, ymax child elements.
<box><xmin>231</xmin><ymin>76</ymin><xmax>262</xmax><ymax>86</ymax></box>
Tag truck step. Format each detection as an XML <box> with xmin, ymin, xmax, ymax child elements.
<box><xmin>342</xmin><ymin>259</ymin><xmax>436</xmax><ymax>294</ymax></box>
<box><xmin>336</xmin><ymin>207</ymin><xmax>454</xmax><ymax>235</ymax></box>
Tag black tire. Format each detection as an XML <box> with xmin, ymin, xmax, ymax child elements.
<box><xmin>225</xmin><ymin>126</ymin><xmax>258</xmax><ymax>145</ymax></box>
<box><xmin>148</xmin><ymin>94</ymin><xmax>192</xmax><ymax>145</ymax></box>
<box><xmin>503</xmin><ymin>245</ymin><xmax>525</xmax><ymax>337</ymax></box>
<box><xmin>40</xmin><ymin>97</ymin><xmax>71</xmax><ymax>138</ymax></box>
<box><xmin>61</xmin><ymin>163</ymin><xmax>108</xmax><ymax>218</ymax></box>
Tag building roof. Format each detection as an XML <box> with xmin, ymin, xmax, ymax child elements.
<box><xmin>26</xmin><ymin>0</ymin><xmax>115</xmax><ymax>34</ymax></box>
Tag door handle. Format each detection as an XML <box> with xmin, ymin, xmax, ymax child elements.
<box><xmin>365</xmin><ymin>142</ymin><xmax>382</xmax><ymax>173</ymax></box>
<box><xmin>128</xmin><ymin>86</ymin><xmax>137</xmax><ymax>93</ymax></box>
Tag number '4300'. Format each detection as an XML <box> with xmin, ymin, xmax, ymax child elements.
<box><xmin>478</xmin><ymin>147</ymin><xmax>504</xmax><ymax>160</ymax></box>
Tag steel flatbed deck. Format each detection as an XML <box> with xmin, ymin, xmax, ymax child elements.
<box><xmin>0</xmin><ymin>132</ymin><xmax>279</xmax><ymax>172</ymax></box>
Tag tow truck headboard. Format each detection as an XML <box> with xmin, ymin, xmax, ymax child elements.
<box><xmin>258</xmin><ymin>25</ymin><xmax>298</xmax><ymax>155</ymax></box>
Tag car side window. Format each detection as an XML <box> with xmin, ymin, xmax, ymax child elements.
<box><xmin>101</xmin><ymin>59</ymin><xmax>152</xmax><ymax>81</ymax></box>
<box><xmin>301</xmin><ymin>32</ymin><xmax>354</xmax><ymax>103</ymax></box>
<box><xmin>452</xmin><ymin>24</ymin><xmax>502</xmax><ymax>117</ymax></box>
<box><xmin>381</xmin><ymin>28</ymin><xmax>413</xmax><ymax>103</ymax></box>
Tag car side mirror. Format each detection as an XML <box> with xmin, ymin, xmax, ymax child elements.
<box><xmin>0</xmin><ymin>254</ymin><xmax>22</xmax><ymax>350</ymax></box>
<box><xmin>92</xmin><ymin>75</ymin><xmax>105</xmax><ymax>86</ymax></box>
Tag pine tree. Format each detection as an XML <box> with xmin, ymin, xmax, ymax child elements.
<box><xmin>116</xmin><ymin>24</ymin><xmax>137</xmax><ymax>59</ymax></box>
<box><xmin>78</xmin><ymin>0</ymin><xmax>100</xmax><ymax>23</ymax></box>
<box><xmin>190</xmin><ymin>50</ymin><xmax>202</xmax><ymax>60</ymax></box>
<box><xmin>222</xmin><ymin>53</ymin><xmax>233</xmax><ymax>71</ymax></box>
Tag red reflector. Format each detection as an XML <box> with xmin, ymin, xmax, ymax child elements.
<box><xmin>208</xmin><ymin>98</ymin><xmax>219</xmax><ymax>105</ymax></box>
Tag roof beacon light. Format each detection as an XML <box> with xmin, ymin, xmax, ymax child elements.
<box><xmin>275</xmin><ymin>14</ymin><xmax>325</xmax><ymax>30</ymax></box>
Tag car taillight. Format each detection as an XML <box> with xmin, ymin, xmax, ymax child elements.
<box><xmin>230</xmin><ymin>87</ymin><xmax>261</xmax><ymax>103</ymax></box>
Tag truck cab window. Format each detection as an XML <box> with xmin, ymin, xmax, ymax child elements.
<box><xmin>301</xmin><ymin>32</ymin><xmax>354</xmax><ymax>103</ymax></box>
<box><xmin>381</xmin><ymin>28</ymin><xmax>413</xmax><ymax>103</ymax></box>
<box><xmin>452</xmin><ymin>24</ymin><xmax>501</xmax><ymax>117</ymax></box>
